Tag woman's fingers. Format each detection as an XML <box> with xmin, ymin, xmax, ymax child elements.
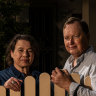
<box><xmin>4</xmin><ymin>77</ymin><xmax>23</xmax><ymax>91</ymax></box>
<box><xmin>11</xmin><ymin>81</ymin><xmax>21</xmax><ymax>91</ymax></box>
<box><xmin>8</xmin><ymin>82</ymin><xmax>20</xmax><ymax>91</ymax></box>
<box><xmin>12</xmin><ymin>78</ymin><xmax>23</xmax><ymax>87</ymax></box>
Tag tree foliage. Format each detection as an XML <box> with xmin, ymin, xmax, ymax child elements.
<box><xmin>0</xmin><ymin>0</ymin><xmax>31</xmax><ymax>69</ymax></box>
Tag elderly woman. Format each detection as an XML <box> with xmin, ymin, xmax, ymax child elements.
<box><xmin>0</xmin><ymin>34</ymin><xmax>40</xmax><ymax>96</ymax></box>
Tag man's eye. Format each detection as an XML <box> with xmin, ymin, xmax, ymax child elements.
<box><xmin>64</xmin><ymin>37</ymin><xmax>69</xmax><ymax>40</ymax></box>
<box><xmin>74</xmin><ymin>35</ymin><xmax>80</xmax><ymax>38</ymax></box>
<box><xmin>28</xmin><ymin>50</ymin><xmax>33</xmax><ymax>52</ymax></box>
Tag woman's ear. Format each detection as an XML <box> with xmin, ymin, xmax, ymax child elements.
<box><xmin>10</xmin><ymin>50</ymin><xmax>14</xmax><ymax>58</ymax></box>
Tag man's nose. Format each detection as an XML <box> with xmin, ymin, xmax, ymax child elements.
<box><xmin>69</xmin><ymin>37</ymin><xmax>74</xmax><ymax>44</ymax></box>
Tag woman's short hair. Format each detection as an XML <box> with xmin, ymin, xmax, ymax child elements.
<box><xmin>63</xmin><ymin>17</ymin><xmax>89</xmax><ymax>35</ymax></box>
<box><xmin>5</xmin><ymin>34</ymin><xmax>39</xmax><ymax>69</ymax></box>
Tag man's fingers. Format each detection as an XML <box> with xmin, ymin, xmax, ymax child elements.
<box><xmin>52</xmin><ymin>70</ymin><xmax>57</xmax><ymax>76</ymax></box>
<box><xmin>55</xmin><ymin>67</ymin><xmax>62</xmax><ymax>73</ymax></box>
<box><xmin>64</xmin><ymin>69</ymin><xmax>70</xmax><ymax>75</ymax></box>
<box><xmin>51</xmin><ymin>75</ymin><xmax>55</xmax><ymax>81</ymax></box>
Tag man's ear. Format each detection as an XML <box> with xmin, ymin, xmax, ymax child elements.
<box><xmin>87</xmin><ymin>33</ymin><xmax>90</xmax><ymax>42</ymax></box>
<box><xmin>87</xmin><ymin>33</ymin><xmax>90</xmax><ymax>39</ymax></box>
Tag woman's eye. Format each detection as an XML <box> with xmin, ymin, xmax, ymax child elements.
<box><xmin>18</xmin><ymin>49</ymin><xmax>23</xmax><ymax>52</ymax></box>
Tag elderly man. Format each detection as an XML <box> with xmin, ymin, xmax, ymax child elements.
<box><xmin>51</xmin><ymin>17</ymin><xmax>96</xmax><ymax>96</ymax></box>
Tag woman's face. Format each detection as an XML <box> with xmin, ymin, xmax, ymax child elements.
<box><xmin>11</xmin><ymin>40</ymin><xmax>34</xmax><ymax>69</ymax></box>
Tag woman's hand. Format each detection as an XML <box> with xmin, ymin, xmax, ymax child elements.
<box><xmin>4</xmin><ymin>77</ymin><xmax>23</xmax><ymax>91</ymax></box>
<box><xmin>51</xmin><ymin>67</ymin><xmax>73</xmax><ymax>92</ymax></box>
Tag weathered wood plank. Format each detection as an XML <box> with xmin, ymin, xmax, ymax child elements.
<box><xmin>25</xmin><ymin>76</ymin><xmax>35</xmax><ymax>96</ymax></box>
<box><xmin>39</xmin><ymin>73</ymin><xmax>51</xmax><ymax>96</ymax></box>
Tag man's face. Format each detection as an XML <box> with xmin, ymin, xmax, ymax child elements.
<box><xmin>63</xmin><ymin>21</ymin><xmax>89</xmax><ymax>58</ymax></box>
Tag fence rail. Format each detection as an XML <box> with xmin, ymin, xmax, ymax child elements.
<box><xmin>0</xmin><ymin>73</ymin><xmax>91</xmax><ymax>96</ymax></box>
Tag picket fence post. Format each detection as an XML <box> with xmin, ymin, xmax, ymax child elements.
<box><xmin>71</xmin><ymin>73</ymin><xmax>80</xmax><ymax>84</ymax></box>
<box><xmin>54</xmin><ymin>84</ymin><xmax>65</xmax><ymax>96</ymax></box>
<box><xmin>10</xmin><ymin>89</ymin><xmax>21</xmax><ymax>96</ymax></box>
<box><xmin>0</xmin><ymin>73</ymin><xmax>92</xmax><ymax>96</ymax></box>
<box><xmin>0</xmin><ymin>86</ymin><xmax>6</xmax><ymax>96</ymax></box>
<box><xmin>84</xmin><ymin>76</ymin><xmax>91</xmax><ymax>89</ymax></box>
<box><xmin>39</xmin><ymin>73</ymin><xmax>51</xmax><ymax>96</ymax></box>
<box><xmin>24</xmin><ymin>76</ymin><xmax>35</xmax><ymax>96</ymax></box>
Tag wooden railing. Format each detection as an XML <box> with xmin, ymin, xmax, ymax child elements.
<box><xmin>0</xmin><ymin>73</ymin><xmax>91</xmax><ymax>96</ymax></box>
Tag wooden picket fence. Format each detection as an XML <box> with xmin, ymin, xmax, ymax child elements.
<box><xmin>0</xmin><ymin>73</ymin><xmax>91</xmax><ymax>96</ymax></box>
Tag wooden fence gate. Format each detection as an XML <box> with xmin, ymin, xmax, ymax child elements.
<box><xmin>0</xmin><ymin>73</ymin><xmax>91</xmax><ymax>96</ymax></box>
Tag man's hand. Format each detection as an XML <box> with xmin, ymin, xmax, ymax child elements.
<box><xmin>51</xmin><ymin>67</ymin><xmax>73</xmax><ymax>92</ymax></box>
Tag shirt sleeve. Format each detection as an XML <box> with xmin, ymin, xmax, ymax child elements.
<box><xmin>69</xmin><ymin>63</ymin><xmax>96</xmax><ymax>96</ymax></box>
<box><xmin>69</xmin><ymin>82</ymin><xmax>96</xmax><ymax>96</ymax></box>
<box><xmin>69</xmin><ymin>82</ymin><xmax>79</xmax><ymax>96</ymax></box>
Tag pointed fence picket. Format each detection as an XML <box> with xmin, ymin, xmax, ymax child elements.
<box><xmin>71</xmin><ymin>73</ymin><xmax>80</xmax><ymax>84</ymax></box>
<box><xmin>24</xmin><ymin>76</ymin><xmax>35</xmax><ymax>96</ymax></box>
<box><xmin>0</xmin><ymin>73</ymin><xmax>92</xmax><ymax>96</ymax></box>
<box><xmin>39</xmin><ymin>73</ymin><xmax>50</xmax><ymax>96</ymax></box>
<box><xmin>54</xmin><ymin>84</ymin><xmax>65</xmax><ymax>96</ymax></box>
<box><xmin>0</xmin><ymin>86</ymin><xmax>6</xmax><ymax>96</ymax></box>
<box><xmin>10</xmin><ymin>89</ymin><xmax>21</xmax><ymax>96</ymax></box>
<box><xmin>84</xmin><ymin>76</ymin><xmax>91</xmax><ymax>89</ymax></box>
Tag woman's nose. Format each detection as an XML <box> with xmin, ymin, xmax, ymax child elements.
<box><xmin>23</xmin><ymin>51</ymin><xmax>29</xmax><ymax>57</ymax></box>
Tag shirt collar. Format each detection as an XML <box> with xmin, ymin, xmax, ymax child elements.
<box><xmin>10</xmin><ymin>64</ymin><xmax>25</xmax><ymax>79</ymax></box>
<box><xmin>68</xmin><ymin>46</ymin><xmax>94</xmax><ymax>64</ymax></box>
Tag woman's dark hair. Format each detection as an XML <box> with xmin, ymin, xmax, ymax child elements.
<box><xmin>63</xmin><ymin>17</ymin><xmax>89</xmax><ymax>35</ymax></box>
<box><xmin>5</xmin><ymin>34</ymin><xmax>39</xmax><ymax>69</ymax></box>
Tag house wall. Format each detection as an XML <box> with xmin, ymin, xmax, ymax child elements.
<box><xmin>15</xmin><ymin>0</ymin><xmax>96</xmax><ymax>72</ymax></box>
